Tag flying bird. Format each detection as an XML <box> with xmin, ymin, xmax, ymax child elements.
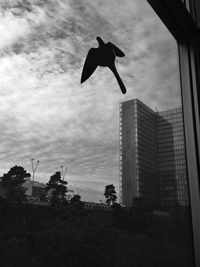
<box><xmin>81</xmin><ymin>36</ymin><xmax>127</xmax><ymax>94</ymax></box>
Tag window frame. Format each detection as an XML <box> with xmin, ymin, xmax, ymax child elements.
<box><xmin>146</xmin><ymin>0</ymin><xmax>200</xmax><ymax>266</ymax></box>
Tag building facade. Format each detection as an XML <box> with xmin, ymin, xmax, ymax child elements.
<box><xmin>119</xmin><ymin>99</ymin><xmax>189</xmax><ymax>208</ymax></box>
<box><xmin>23</xmin><ymin>180</ymin><xmax>47</xmax><ymax>200</ymax></box>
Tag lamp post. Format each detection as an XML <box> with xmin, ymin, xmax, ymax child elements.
<box><xmin>31</xmin><ymin>158</ymin><xmax>40</xmax><ymax>182</ymax></box>
<box><xmin>60</xmin><ymin>165</ymin><xmax>68</xmax><ymax>181</ymax></box>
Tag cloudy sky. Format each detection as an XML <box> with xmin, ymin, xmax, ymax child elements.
<box><xmin>0</xmin><ymin>0</ymin><xmax>181</xmax><ymax>202</ymax></box>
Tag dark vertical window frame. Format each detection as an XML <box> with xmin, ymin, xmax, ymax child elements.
<box><xmin>191</xmin><ymin>0</ymin><xmax>200</xmax><ymax>26</ymax></box>
<box><xmin>178</xmin><ymin>40</ymin><xmax>200</xmax><ymax>267</ymax></box>
<box><xmin>146</xmin><ymin>0</ymin><xmax>200</xmax><ymax>266</ymax></box>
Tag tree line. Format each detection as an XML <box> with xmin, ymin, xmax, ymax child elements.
<box><xmin>0</xmin><ymin>166</ymin><xmax>194</xmax><ymax>267</ymax></box>
<box><xmin>0</xmin><ymin>165</ymin><xmax>118</xmax><ymax>207</ymax></box>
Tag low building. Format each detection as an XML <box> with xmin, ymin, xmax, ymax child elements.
<box><xmin>23</xmin><ymin>180</ymin><xmax>47</xmax><ymax>201</ymax></box>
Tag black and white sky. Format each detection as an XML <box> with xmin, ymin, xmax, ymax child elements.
<box><xmin>0</xmin><ymin>0</ymin><xmax>181</xmax><ymax>202</ymax></box>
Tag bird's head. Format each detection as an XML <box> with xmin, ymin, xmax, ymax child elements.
<box><xmin>96</xmin><ymin>36</ymin><xmax>105</xmax><ymax>46</ymax></box>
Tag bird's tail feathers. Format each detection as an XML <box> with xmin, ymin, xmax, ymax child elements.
<box><xmin>110</xmin><ymin>65</ymin><xmax>126</xmax><ymax>94</ymax></box>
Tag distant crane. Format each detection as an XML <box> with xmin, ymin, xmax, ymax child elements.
<box><xmin>31</xmin><ymin>158</ymin><xmax>40</xmax><ymax>181</ymax></box>
<box><xmin>60</xmin><ymin>165</ymin><xmax>68</xmax><ymax>181</ymax></box>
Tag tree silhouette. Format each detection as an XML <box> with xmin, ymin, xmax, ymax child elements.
<box><xmin>0</xmin><ymin>165</ymin><xmax>30</xmax><ymax>203</ymax></box>
<box><xmin>46</xmin><ymin>171</ymin><xmax>67</xmax><ymax>206</ymax></box>
<box><xmin>70</xmin><ymin>194</ymin><xmax>84</xmax><ymax>209</ymax></box>
<box><xmin>104</xmin><ymin>184</ymin><xmax>117</xmax><ymax>206</ymax></box>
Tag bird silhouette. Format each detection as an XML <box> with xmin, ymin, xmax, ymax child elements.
<box><xmin>81</xmin><ymin>36</ymin><xmax>127</xmax><ymax>94</ymax></box>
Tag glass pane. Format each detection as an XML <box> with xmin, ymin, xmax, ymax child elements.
<box><xmin>0</xmin><ymin>0</ymin><xmax>194</xmax><ymax>266</ymax></box>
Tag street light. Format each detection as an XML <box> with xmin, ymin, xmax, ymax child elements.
<box><xmin>60</xmin><ymin>165</ymin><xmax>68</xmax><ymax>181</ymax></box>
<box><xmin>31</xmin><ymin>158</ymin><xmax>40</xmax><ymax>181</ymax></box>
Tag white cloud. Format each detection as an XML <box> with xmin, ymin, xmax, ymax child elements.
<box><xmin>0</xmin><ymin>0</ymin><xmax>182</xmax><ymax>202</ymax></box>
<box><xmin>0</xmin><ymin>11</ymin><xmax>30</xmax><ymax>50</ymax></box>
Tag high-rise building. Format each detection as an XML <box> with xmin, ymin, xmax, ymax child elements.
<box><xmin>119</xmin><ymin>99</ymin><xmax>189</xmax><ymax>208</ymax></box>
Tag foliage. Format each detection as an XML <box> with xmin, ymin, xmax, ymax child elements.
<box><xmin>46</xmin><ymin>171</ymin><xmax>67</xmax><ymax>206</ymax></box>
<box><xmin>0</xmin><ymin>201</ymin><xmax>194</xmax><ymax>267</ymax></box>
<box><xmin>70</xmin><ymin>194</ymin><xmax>85</xmax><ymax>209</ymax></box>
<box><xmin>0</xmin><ymin>165</ymin><xmax>30</xmax><ymax>203</ymax></box>
<box><xmin>104</xmin><ymin>184</ymin><xmax>117</xmax><ymax>205</ymax></box>
<box><xmin>112</xmin><ymin>202</ymin><xmax>122</xmax><ymax>210</ymax></box>
<box><xmin>132</xmin><ymin>196</ymin><xmax>158</xmax><ymax>213</ymax></box>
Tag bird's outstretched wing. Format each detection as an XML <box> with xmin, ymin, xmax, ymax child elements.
<box><xmin>81</xmin><ymin>48</ymin><xmax>98</xmax><ymax>83</ymax></box>
<box><xmin>108</xmin><ymin>42</ymin><xmax>125</xmax><ymax>57</ymax></box>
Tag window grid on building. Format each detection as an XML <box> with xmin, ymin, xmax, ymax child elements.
<box><xmin>120</xmin><ymin>99</ymin><xmax>189</xmax><ymax>208</ymax></box>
